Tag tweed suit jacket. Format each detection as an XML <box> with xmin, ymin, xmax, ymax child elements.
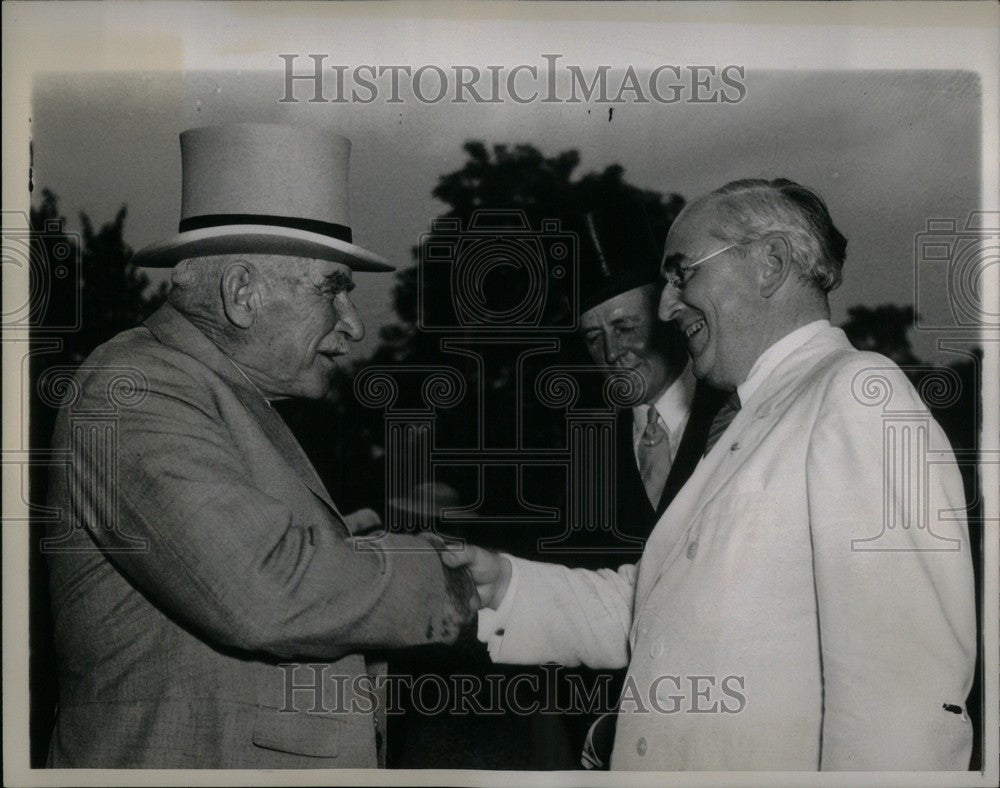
<box><xmin>45</xmin><ymin>303</ymin><xmax>470</xmax><ymax>768</ymax></box>
<box><xmin>481</xmin><ymin>326</ymin><xmax>976</xmax><ymax>770</ymax></box>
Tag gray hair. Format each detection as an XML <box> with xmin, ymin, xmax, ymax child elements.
<box><xmin>707</xmin><ymin>178</ymin><xmax>847</xmax><ymax>292</ymax></box>
<box><xmin>167</xmin><ymin>256</ymin><xmax>227</xmax><ymax>315</ymax></box>
<box><xmin>167</xmin><ymin>254</ymin><xmax>307</xmax><ymax>315</ymax></box>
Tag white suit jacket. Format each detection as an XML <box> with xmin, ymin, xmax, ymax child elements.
<box><xmin>481</xmin><ymin>326</ymin><xmax>976</xmax><ymax>770</ymax></box>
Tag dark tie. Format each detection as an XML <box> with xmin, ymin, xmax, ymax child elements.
<box><xmin>637</xmin><ymin>404</ymin><xmax>672</xmax><ymax>506</ymax></box>
<box><xmin>704</xmin><ymin>390</ymin><xmax>741</xmax><ymax>455</ymax></box>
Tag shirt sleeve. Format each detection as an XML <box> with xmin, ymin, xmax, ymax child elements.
<box><xmin>476</xmin><ymin>554</ymin><xmax>636</xmax><ymax>669</ymax></box>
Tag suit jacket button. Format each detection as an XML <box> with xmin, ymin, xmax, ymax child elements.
<box><xmin>650</xmin><ymin>640</ymin><xmax>663</xmax><ymax>658</ymax></box>
<box><xmin>686</xmin><ymin>540</ymin><xmax>698</xmax><ymax>559</ymax></box>
<box><xmin>636</xmin><ymin>737</ymin><xmax>647</xmax><ymax>756</ymax></box>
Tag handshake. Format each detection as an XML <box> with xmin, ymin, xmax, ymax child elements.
<box><xmin>442</xmin><ymin>543</ymin><xmax>514</xmax><ymax>612</ymax></box>
<box><xmin>345</xmin><ymin>508</ymin><xmax>510</xmax><ymax>620</ymax></box>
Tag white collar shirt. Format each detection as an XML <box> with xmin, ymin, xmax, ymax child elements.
<box><xmin>632</xmin><ymin>361</ymin><xmax>697</xmax><ymax>464</ymax></box>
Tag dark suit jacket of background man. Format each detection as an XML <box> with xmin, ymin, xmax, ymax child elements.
<box><xmin>44</xmin><ymin>303</ymin><xmax>472</xmax><ymax>768</ymax></box>
<box><xmin>595</xmin><ymin>380</ymin><xmax>727</xmax><ymax>566</ymax></box>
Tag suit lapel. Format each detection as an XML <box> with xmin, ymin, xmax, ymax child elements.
<box><xmin>144</xmin><ymin>304</ymin><xmax>341</xmax><ymax>517</ymax></box>
<box><xmin>632</xmin><ymin>327</ymin><xmax>852</xmax><ymax>622</ymax></box>
<box><xmin>240</xmin><ymin>396</ymin><xmax>342</xmax><ymax>517</ymax></box>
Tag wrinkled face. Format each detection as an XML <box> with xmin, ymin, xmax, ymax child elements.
<box><xmin>658</xmin><ymin>204</ymin><xmax>761</xmax><ymax>389</ymax></box>
<box><xmin>252</xmin><ymin>259</ymin><xmax>365</xmax><ymax>400</ymax></box>
<box><xmin>580</xmin><ymin>284</ymin><xmax>680</xmax><ymax>403</ymax></box>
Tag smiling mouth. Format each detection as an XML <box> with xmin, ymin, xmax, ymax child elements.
<box><xmin>684</xmin><ymin>319</ymin><xmax>706</xmax><ymax>339</ymax></box>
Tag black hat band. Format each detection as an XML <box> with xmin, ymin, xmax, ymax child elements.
<box><xmin>179</xmin><ymin>213</ymin><xmax>353</xmax><ymax>244</ymax></box>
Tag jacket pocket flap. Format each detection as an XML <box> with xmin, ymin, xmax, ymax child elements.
<box><xmin>252</xmin><ymin>708</ymin><xmax>342</xmax><ymax>757</ymax></box>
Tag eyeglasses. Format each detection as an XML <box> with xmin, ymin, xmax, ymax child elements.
<box><xmin>660</xmin><ymin>242</ymin><xmax>743</xmax><ymax>289</ymax></box>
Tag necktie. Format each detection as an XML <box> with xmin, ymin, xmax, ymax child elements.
<box><xmin>704</xmin><ymin>390</ymin><xmax>741</xmax><ymax>455</ymax></box>
<box><xmin>637</xmin><ymin>404</ymin><xmax>672</xmax><ymax>507</ymax></box>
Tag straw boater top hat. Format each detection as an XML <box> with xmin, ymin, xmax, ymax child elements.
<box><xmin>577</xmin><ymin>198</ymin><xmax>662</xmax><ymax>314</ymax></box>
<box><xmin>132</xmin><ymin>123</ymin><xmax>392</xmax><ymax>271</ymax></box>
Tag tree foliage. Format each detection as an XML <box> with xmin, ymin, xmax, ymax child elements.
<box><xmin>841</xmin><ymin>304</ymin><xmax>920</xmax><ymax>368</ymax></box>
<box><xmin>29</xmin><ymin>188</ymin><xmax>166</xmax><ymax>365</ymax></box>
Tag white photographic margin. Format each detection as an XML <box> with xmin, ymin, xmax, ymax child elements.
<box><xmin>3</xmin><ymin>2</ymin><xmax>997</xmax><ymax>787</ymax></box>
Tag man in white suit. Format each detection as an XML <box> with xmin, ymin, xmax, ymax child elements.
<box><xmin>444</xmin><ymin>178</ymin><xmax>977</xmax><ymax>770</ymax></box>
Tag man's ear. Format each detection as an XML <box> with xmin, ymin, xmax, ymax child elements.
<box><xmin>758</xmin><ymin>234</ymin><xmax>794</xmax><ymax>298</ymax></box>
<box><xmin>220</xmin><ymin>262</ymin><xmax>256</xmax><ymax>328</ymax></box>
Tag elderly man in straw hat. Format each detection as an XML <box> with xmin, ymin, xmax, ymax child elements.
<box><xmin>44</xmin><ymin>124</ymin><xmax>478</xmax><ymax>768</ymax></box>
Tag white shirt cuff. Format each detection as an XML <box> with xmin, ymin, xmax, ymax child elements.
<box><xmin>476</xmin><ymin>553</ymin><xmax>520</xmax><ymax>659</ymax></box>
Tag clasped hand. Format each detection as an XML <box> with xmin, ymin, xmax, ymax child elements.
<box><xmin>441</xmin><ymin>544</ymin><xmax>513</xmax><ymax>610</ymax></box>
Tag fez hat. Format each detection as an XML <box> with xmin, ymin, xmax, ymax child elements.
<box><xmin>577</xmin><ymin>198</ymin><xmax>662</xmax><ymax>314</ymax></box>
<box><xmin>132</xmin><ymin>123</ymin><xmax>392</xmax><ymax>271</ymax></box>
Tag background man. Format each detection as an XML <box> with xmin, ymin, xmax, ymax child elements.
<box><xmin>445</xmin><ymin>178</ymin><xmax>977</xmax><ymax>770</ymax></box>
<box><xmin>44</xmin><ymin>124</ymin><xmax>477</xmax><ymax>768</ymax></box>
<box><xmin>575</xmin><ymin>202</ymin><xmax>725</xmax><ymax>554</ymax></box>
<box><xmin>569</xmin><ymin>201</ymin><xmax>726</xmax><ymax>767</ymax></box>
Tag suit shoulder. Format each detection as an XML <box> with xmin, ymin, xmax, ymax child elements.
<box><xmin>79</xmin><ymin>325</ymin><xmax>147</xmax><ymax>365</ymax></box>
<box><xmin>71</xmin><ymin>326</ymin><xmax>215</xmax><ymax>413</ymax></box>
<box><xmin>811</xmin><ymin>347</ymin><xmax>927</xmax><ymax>414</ymax></box>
